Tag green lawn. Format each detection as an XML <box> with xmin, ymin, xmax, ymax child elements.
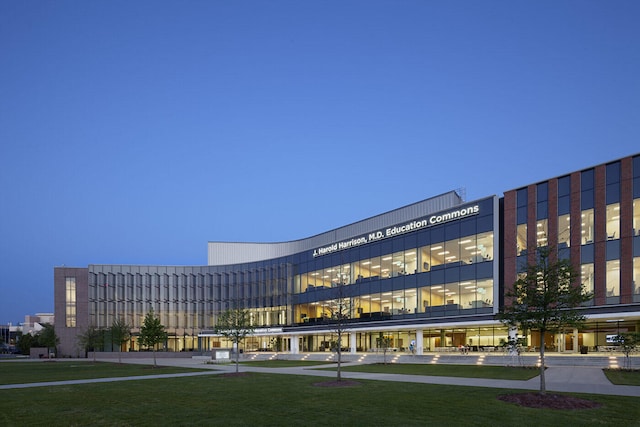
<box><xmin>603</xmin><ymin>369</ymin><xmax>640</xmax><ymax>386</ymax></box>
<box><xmin>239</xmin><ymin>360</ymin><xmax>336</xmax><ymax>367</ymax></box>
<box><xmin>323</xmin><ymin>362</ymin><xmax>542</xmax><ymax>380</ymax></box>
<box><xmin>1</xmin><ymin>373</ymin><xmax>638</xmax><ymax>426</ymax></box>
<box><xmin>0</xmin><ymin>361</ymin><xmax>208</xmax><ymax>385</ymax></box>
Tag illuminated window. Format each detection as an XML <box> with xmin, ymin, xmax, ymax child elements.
<box><xmin>65</xmin><ymin>277</ymin><xmax>77</xmax><ymax>327</ymax></box>
<box><xmin>558</xmin><ymin>214</ymin><xmax>570</xmax><ymax>248</ymax></box>
<box><xmin>606</xmin><ymin>203</ymin><xmax>620</xmax><ymax>240</ymax></box>
<box><xmin>581</xmin><ymin>263</ymin><xmax>594</xmax><ymax>297</ymax></box>
<box><xmin>581</xmin><ymin>209</ymin><xmax>594</xmax><ymax>244</ymax></box>
<box><xmin>536</xmin><ymin>219</ymin><xmax>548</xmax><ymax>247</ymax></box>
<box><xmin>634</xmin><ymin>258</ymin><xmax>640</xmax><ymax>303</ymax></box>
<box><xmin>606</xmin><ymin>260</ymin><xmax>620</xmax><ymax>301</ymax></box>
<box><xmin>633</xmin><ymin>199</ymin><xmax>640</xmax><ymax>237</ymax></box>
<box><xmin>516</xmin><ymin>224</ymin><xmax>527</xmax><ymax>255</ymax></box>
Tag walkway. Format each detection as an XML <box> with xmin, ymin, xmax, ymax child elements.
<box><xmin>1</xmin><ymin>356</ymin><xmax>639</xmax><ymax>397</ymax></box>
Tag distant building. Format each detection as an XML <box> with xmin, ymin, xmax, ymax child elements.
<box><xmin>2</xmin><ymin>313</ymin><xmax>52</xmax><ymax>349</ymax></box>
<box><xmin>21</xmin><ymin>313</ymin><xmax>54</xmax><ymax>335</ymax></box>
<box><xmin>54</xmin><ymin>154</ymin><xmax>640</xmax><ymax>357</ymax></box>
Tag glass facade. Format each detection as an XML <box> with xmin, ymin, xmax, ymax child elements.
<box><xmin>75</xmin><ymin>197</ymin><xmax>499</xmax><ymax>353</ymax></box>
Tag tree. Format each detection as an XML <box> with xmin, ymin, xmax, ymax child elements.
<box><xmin>76</xmin><ymin>325</ymin><xmax>104</xmax><ymax>362</ymax></box>
<box><xmin>613</xmin><ymin>332</ymin><xmax>640</xmax><ymax>370</ymax></box>
<box><xmin>497</xmin><ymin>247</ymin><xmax>592</xmax><ymax>394</ymax></box>
<box><xmin>376</xmin><ymin>334</ymin><xmax>393</xmax><ymax>365</ymax></box>
<box><xmin>16</xmin><ymin>332</ymin><xmax>37</xmax><ymax>355</ymax></box>
<box><xmin>38</xmin><ymin>323</ymin><xmax>60</xmax><ymax>359</ymax></box>
<box><xmin>110</xmin><ymin>318</ymin><xmax>132</xmax><ymax>364</ymax></box>
<box><xmin>138</xmin><ymin>309</ymin><xmax>167</xmax><ymax>368</ymax></box>
<box><xmin>214</xmin><ymin>308</ymin><xmax>255</xmax><ymax>373</ymax></box>
<box><xmin>325</xmin><ymin>278</ymin><xmax>352</xmax><ymax>382</ymax></box>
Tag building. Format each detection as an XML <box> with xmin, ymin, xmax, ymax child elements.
<box><xmin>21</xmin><ymin>313</ymin><xmax>55</xmax><ymax>335</ymax></box>
<box><xmin>54</xmin><ymin>154</ymin><xmax>640</xmax><ymax>357</ymax></box>
<box><xmin>503</xmin><ymin>154</ymin><xmax>640</xmax><ymax>352</ymax></box>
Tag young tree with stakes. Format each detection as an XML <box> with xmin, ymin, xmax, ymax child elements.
<box><xmin>214</xmin><ymin>308</ymin><xmax>255</xmax><ymax>373</ymax></box>
<box><xmin>110</xmin><ymin>317</ymin><xmax>132</xmax><ymax>364</ymax></box>
<box><xmin>138</xmin><ymin>309</ymin><xmax>167</xmax><ymax>368</ymax></box>
<box><xmin>497</xmin><ymin>247</ymin><xmax>592</xmax><ymax>394</ymax></box>
<box><xmin>376</xmin><ymin>334</ymin><xmax>393</xmax><ymax>365</ymax></box>
<box><xmin>326</xmin><ymin>274</ymin><xmax>352</xmax><ymax>382</ymax></box>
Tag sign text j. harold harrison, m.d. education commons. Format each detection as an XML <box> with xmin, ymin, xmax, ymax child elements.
<box><xmin>312</xmin><ymin>204</ymin><xmax>480</xmax><ymax>257</ymax></box>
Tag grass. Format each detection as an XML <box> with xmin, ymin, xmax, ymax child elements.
<box><xmin>0</xmin><ymin>361</ymin><xmax>208</xmax><ymax>385</ymax></box>
<box><xmin>321</xmin><ymin>362</ymin><xmax>542</xmax><ymax>380</ymax></box>
<box><xmin>239</xmin><ymin>360</ymin><xmax>336</xmax><ymax>367</ymax></box>
<box><xmin>603</xmin><ymin>369</ymin><xmax>640</xmax><ymax>386</ymax></box>
<box><xmin>0</xmin><ymin>372</ymin><xmax>638</xmax><ymax>426</ymax></box>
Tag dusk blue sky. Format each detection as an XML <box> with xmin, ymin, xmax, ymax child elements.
<box><xmin>1</xmin><ymin>2</ymin><xmax>638</xmax><ymax>325</ymax></box>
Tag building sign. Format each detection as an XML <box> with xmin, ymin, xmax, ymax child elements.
<box><xmin>312</xmin><ymin>204</ymin><xmax>480</xmax><ymax>257</ymax></box>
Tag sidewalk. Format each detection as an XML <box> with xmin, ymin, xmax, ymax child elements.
<box><xmin>1</xmin><ymin>357</ymin><xmax>639</xmax><ymax>397</ymax></box>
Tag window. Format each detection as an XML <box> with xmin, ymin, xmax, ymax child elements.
<box><xmin>65</xmin><ymin>277</ymin><xmax>77</xmax><ymax>327</ymax></box>
<box><xmin>516</xmin><ymin>188</ymin><xmax>527</xmax><ymax>224</ymax></box>
<box><xmin>606</xmin><ymin>162</ymin><xmax>621</xmax><ymax>204</ymax></box>
<box><xmin>581</xmin><ymin>264</ymin><xmax>594</xmax><ymax>297</ymax></box>
<box><xmin>634</xmin><ymin>199</ymin><xmax>640</xmax><ymax>237</ymax></box>
<box><xmin>558</xmin><ymin>214</ymin><xmax>570</xmax><ymax>248</ymax></box>
<box><xmin>476</xmin><ymin>232</ymin><xmax>493</xmax><ymax>261</ymax></box>
<box><xmin>537</xmin><ymin>182</ymin><xmax>548</xmax><ymax>220</ymax></box>
<box><xmin>517</xmin><ymin>188</ymin><xmax>528</xmax><ymax>207</ymax></box>
<box><xmin>606</xmin><ymin>203</ymin><xmax>620</xmax><ymax>240</ymax></box>
<box><xmin>536</xmin><ymin>219</ymin><xmax>548</xmax><ymax>247</ymax></box>
<box><xmin>444</xmin><ymin>238</ymin><xmax>460</xmax><ymax>265</ymax></box>
<box><xmin>581</xmin><ymin>169</ymin><xmax>594</xmax><ymax>210</ymax></box>
<box><xmin>606</xmin><ymin>260</ymin><xmax>620</xmax><ymax>301</ymax></box>
<box><xmin>517</xmin><ymin>223</ymin><xmax>527</xmax><ymax>255</ymax></box>
<box><xmin>581</xmin><ymin>209</ymin><xmax>594</xmax><ymax>244</ymax></box>
<box><xmin>634</xmin><ymin>258</ymin><xmax>640</xmax><ymax>303</ymax></box>
<box><xmin>558</xmin><ymin>175</ymin><xmax>571</xmax><ymax>196</ymax></box>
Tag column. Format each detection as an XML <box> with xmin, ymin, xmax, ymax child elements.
<box><xmin>416</xmin><ymin>329</ymin><xmax>424</xmax><ymax>355</ymax></box>
<box><xmin>290</xmin><ymin>335</ymin><xmax>299</xmax><ymax>354</ymax></box>
<box><xmin>573</xmin><ymin>328</ymin><xmax>579</xmax><ymax>353</ymax></box>
<box><xmin>350</xmin><ymin>332</ymin><xmax>357</xmax><ymax>354</ymax></box>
